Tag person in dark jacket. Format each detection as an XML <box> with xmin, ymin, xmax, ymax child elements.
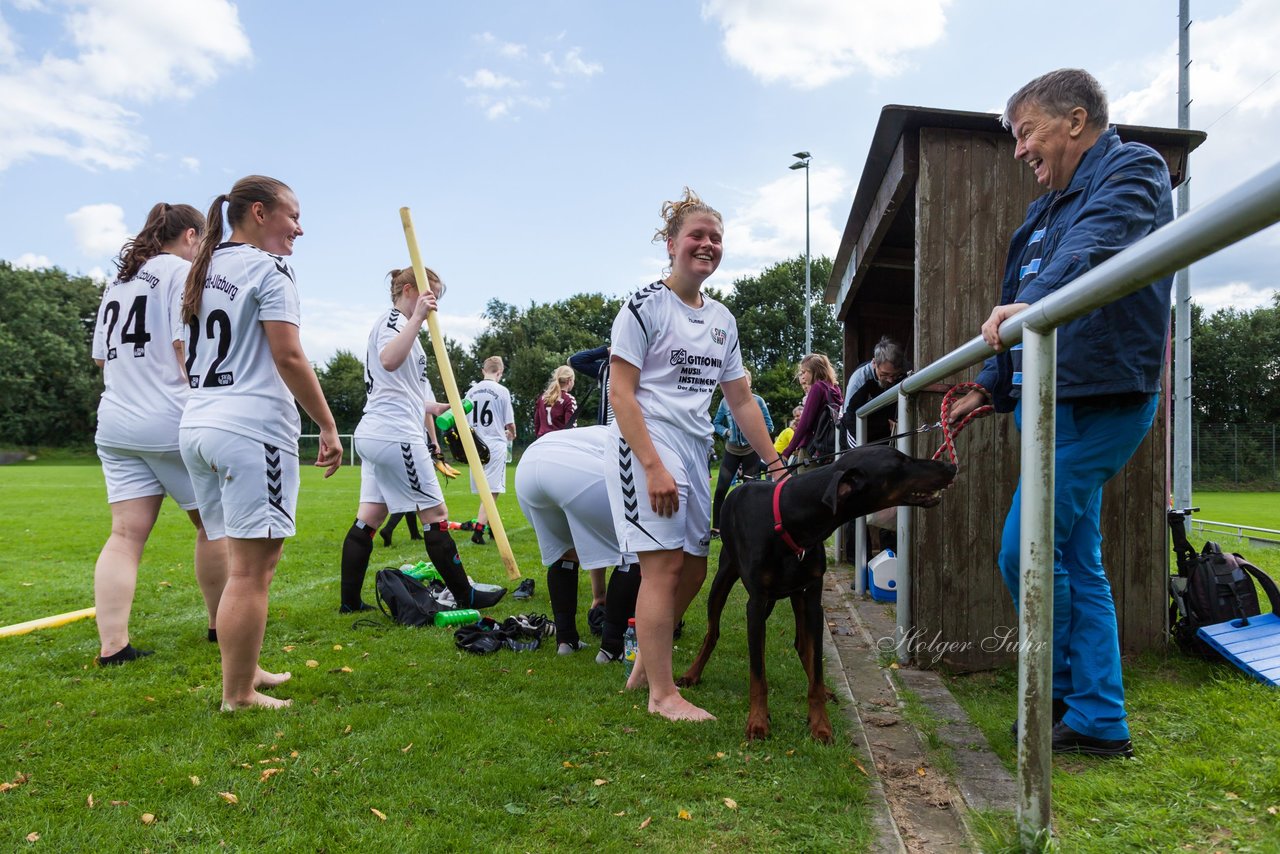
<box><xmin>568</xmin><ymin>344</ymin><xmax>612</xmax><ymax>426</ymax></box>
<box><xmin>948</xmin><ymin>69</ymin><xmax>1173</xmax><ymax>759</ymax></box>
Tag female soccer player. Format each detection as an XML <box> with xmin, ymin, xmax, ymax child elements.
<box><xmin>533</xmin><ymin>365</ymin><xmax>578</xmax><ymax>438</ymax></box>
<box><xmin>92</xmin><ymin>202</ymin><xmax>226</xmax><ymax>665</ymax></box>
<box><xmin>179</xmin><ymin>175</ymin><xmax>342</xmax><ymax>711</ymax></box>
<box><xmin>605</xmin><ymin>188</ymin><xmax>782</xmax><ymax>721</ymax></box>
<box><xmin>338</xmin><ymin>267</ymin><xmax>507</xmax><ymax>614</ymax></box>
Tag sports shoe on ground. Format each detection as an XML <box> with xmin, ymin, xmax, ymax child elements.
<box><xmin>558</xmin><ymin>640</ymin><xmax>588</xmax><ymax>655</ymax></box>
<box><xmin>514</xmin><ymin>613</ymin><xmax>555</xmax><ymax>638</ymax></box>
<box><xmin>338</xmin><ymin>601</ymin><xmax>375</xmax><ymax>615</ymax></box>
<box><xmin>471</xmin><ymin>526</ymin><xmax>487</xmax><ymax>545</ymax></box>
<box><xmin>595</xmin><ymin>648</ymin><xmax>623</xmax><ymax>664</ymax></box>
<box><xmin>513</xmin><ymin>578</ymin><xmax>535</xmax><ymax>600</ymax></box>
<box><xmin>1049</xmin><ymin>721</ymin><xmax>1133</xmax><ymax>758</ymax></box>
<box><xmin>587</xmin><ymin>605</ymin><xmax>606</xmax><ymax>636</ymax></box>
<box><xmin>96</xmin><ymin>644</ymin><xmax>154</xmax><ymax>667</ymax></box>
<box><xmin>470</xmin><ymin>586</ymin><xmax>507</xmax><ymax>610</ymax></box>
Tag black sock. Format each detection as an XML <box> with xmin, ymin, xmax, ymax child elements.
<box><xmin>601</xmin><ymin>563</ymin><xmax>641</xmax><ymax>655</ymax></box>
<box><xmin>546</xmin><ymin>559</ymin><xmax>581</xmax><ymax>646</ymax></box>
<box><xmin>98</xmin><ymin>643</ymin><xmax>154</xmax><ymax>666</ymax></box>
<box><xmin>207</xmin><ymin>628</ymin><xmax>218</xmax><ymax>643</ymax></box>
<box><xmin>341</xmin><ymin>520</ymin><xmax>376</xmax><ymax>610</ymax></box>
<box><xmin>406</xmin><ymin>513</ymin><xmax>421</xmax><ymax>538</ymax></box>
<box><xmin>424</xmin><ymin>524</ymin><xmax>473</xmax><ymax>606</ymax></box>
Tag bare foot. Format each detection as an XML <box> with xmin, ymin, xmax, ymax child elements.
<box><xmin>254</xmin><ymin>667</ymin><xmax>292</xmax><ymax>690</ymax></box>
<box><xmin>221</xmin><ymin>691</ymin><xmax>293</xmax><ymax>711</ymax></box>
<box><xmin>649</xmin><ymin>692</ymin><xmax>716</xmax><ymax>722</ymax></box>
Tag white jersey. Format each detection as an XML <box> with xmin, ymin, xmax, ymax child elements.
<box><xmin>179</xmin><ymin>242</ymin><xmax>303</xmax><ymax>453</ymax></box>
<box><xmin>92</xmin><ymin>253</ymin><xmax>191</xmax><ymax>451</ymax></box>
<box><xmin>610</xmin><ymin>281</ymin><xmax>744</xmax><ymax>442</ymax></box>
<box><xmin>354</xmin><ymin>308</ymin><xmax>436</xmax><ymax>442</ymax></box>
<box><xmin>465</xmin><ymin>378</ymin><xmax>513</xmax><ymax>449</ymax></box>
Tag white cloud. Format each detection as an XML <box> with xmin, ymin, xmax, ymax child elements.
<box><xmin>0</xmin><ymin>11</ymin><xmax>17</xmax><ymax>66</ymax></box>
<box><xmin>542</xmin><ymin>47</ymin><xmax>602</xmax><ymax>78</ymax></box>
<box><xmin>1191</xmin><ymin>281</ymin><xmax>1277</xmax><ymax>315</ymax></box>
<box><xmin>701</xmin><ymin>0</ymin><xmax>951</xmax><ymax>89</ymax></box>
<box><xmin>476</xmin><ymin>31</ymin><xmax>526</xmax><ymax>60</ymax></box>
<box><xmin>723</xmin><ymin>164</ymin><xmax>851</xmax><ymax>267</ymax></box>
<box><xmin>0</xmin><ymin>0</ymin><xmax>250</xmax><ymax>171</ymax></box>
<box><xmin>460</xmin><ymin>68</ymin><xmax>521</xmax><ymax>90</ymax></box>
<box><xmin>469</xmin><ymin>93</ymin><xmax>550</xmax><ymax>122</ymax></box>
<box><xmin>180</xmin><ymin>155</ymin><xmax>199</xmax><ymax>171</ymax></box>
<box><xmin>66</xmin><ymin>203</ymin><xmax>127</xmax><ymax>257</ymax></box>
<box><xmin>15</xmin><ymin>251</ymin><xmax>51</xmax><ymax>269</ymax></box>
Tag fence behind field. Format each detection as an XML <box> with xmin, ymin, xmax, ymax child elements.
<box><xmin>1192</xmin><ymin>423</ymin><xmax>1279</xmax><ymax>489</ymax></box>
<box><xmin>299</xmin><ymin>434</ymin><xmax>357</xmax><ymax>466</ymax></box>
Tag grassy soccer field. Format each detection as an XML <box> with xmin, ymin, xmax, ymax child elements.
<box><xmin>0</xmin><ymin>458</ymin><xmax>874</xmax><ymax>851</ymax></box>
<box><xmin>1191</xmin><ymin>491</ymin><xmax>1280</xmax><ymax>532</ymax></box>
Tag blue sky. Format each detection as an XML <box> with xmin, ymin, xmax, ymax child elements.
<box><xmin>2</xmin><ymin>0</ymin><xmax>1277</xmax><ymax>364</ymax></box>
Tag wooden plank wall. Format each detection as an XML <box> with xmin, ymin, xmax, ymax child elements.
<box><xmin>908</xmin><ymin>127</ymin><xmax>1168</xmax><ymax>670</ymax></box>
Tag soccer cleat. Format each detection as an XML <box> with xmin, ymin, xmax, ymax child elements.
<box><xmin>513</xmin><ymin>578</ymin><xmax>535</xmax><ymax>600</ymax></box>
<box><xmin>471</xmin><ymin>525</ymin><xmax>487</xmax><ymax>545</ymax></box>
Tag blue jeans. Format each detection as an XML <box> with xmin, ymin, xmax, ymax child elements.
<box><xmin>999</xmin><ymin>394</ymin><xmax>1158</xmax><ymax>740</ymax></box>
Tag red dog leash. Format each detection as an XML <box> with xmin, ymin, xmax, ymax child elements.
<box><xmin>932</xmin><ymin>382</ymin><xmax>992</xmax><ymax>468</ymax></box>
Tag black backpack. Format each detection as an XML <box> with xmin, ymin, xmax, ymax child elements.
<box><xmin>807</xmin><ymin>401</ymin><xmax>841</xmax><ymax>463</ymax></box>
<box><xmin>1168</xmin><ymin>512</ymin><xmax>1280</xmax><ymax>660</ymax></box>
<box><xmin>374</xmin><ymin>568</ymin><xmax>444</xmax><ymax>627</ymax></box>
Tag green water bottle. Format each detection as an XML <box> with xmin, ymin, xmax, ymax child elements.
<box><xmin>435</xmin><ymin>399</ymin><xmax>474</xmax><ymax>432</ymax></box>
<box><xmin>434</xmin><ymin>608</ymin><xmax>481</xmax><ymax>627</ymax></box>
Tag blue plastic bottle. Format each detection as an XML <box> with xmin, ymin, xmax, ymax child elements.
<box><xmin>623</xmin><ymin>618</ymin><xmax>638</xmax><ymax>678</ymax></box>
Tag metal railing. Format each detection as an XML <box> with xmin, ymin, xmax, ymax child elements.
<box><xmin>1192</xmin><ymin>519</ymin><xmax>1280</xmax><ymax>549</ymax></box>
<box><xmin>850</xmin><ymin>158</ymin><xmax>1280</xmax><ymax>847</ymax></box>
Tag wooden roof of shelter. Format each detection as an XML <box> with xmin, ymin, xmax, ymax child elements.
<box><xmin>824</xmin><ymin>105</ymin><xmax>1208</xmax><ymax>318</ymax></box>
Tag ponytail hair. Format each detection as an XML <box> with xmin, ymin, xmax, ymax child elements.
<box><xmin>541</xmin><ymin>365</ymin><xmax>574</xmax><ymax>406</ymax></box>
<box><xmin>115</xmin><ymin>202</ymin><xmax>204</xmax><ymax>283</ymax></box>
<box><xmin>182</xmin><ymin>175</ymin><xmax>292</xmax><ymax>324</ymax></box>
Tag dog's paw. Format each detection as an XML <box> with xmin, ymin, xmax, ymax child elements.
<box><xmin>809</xmin><ymin>717</ymin><xmax>835</xmax><ymax>744</ymax></box>
<box><xmin>746</xmin><ymin>716</ymin><xmax>771</xmax><ymax>741</ymax></box>
<box><xmin>675</xmin><ymin>673</ymin><xmax>700</xmax><ymax>688</ymax></box>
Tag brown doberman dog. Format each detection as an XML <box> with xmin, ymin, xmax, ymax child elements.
<box><xmin>677</xmin><ymin>445</ymin><xmax>956</xmax><ymax>742</ymax></box>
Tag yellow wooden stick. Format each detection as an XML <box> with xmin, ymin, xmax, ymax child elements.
<box><xmin>400</xmin><ymin>207</ymin><xmax>520</xmax><ymax>580</ymax></box>
<box><xmin>0</xmin><ymin>607</ymin><xmax>96</xmax><ymax>639</ymax></box>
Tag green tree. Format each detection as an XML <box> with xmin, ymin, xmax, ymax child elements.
<box><xmin>1189</xmin><ymin>294</ymin><xmax>1280</xmax><ymax>423</ymax></box>
<box><xmin>315</xmin><ymin>350</ymin><xmax>367</xmax><ymax>434</ymax></box>
<box><xmin>469</xmin><ymin>294</ymin><xmax>621</xmax><ymax>443</ymax></box>
<box><xmin>0</xmin><ymin>262</ymin><xmax>104</xmax><ymax>446</ymax></box>
<box><xmin>709</xmin><ymin>255</ymin><xmax>842</xmax><ymax>425</ymax></box>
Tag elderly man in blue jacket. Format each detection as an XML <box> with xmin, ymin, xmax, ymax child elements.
<box><xmin>948</xmin><ymin>68</ymin><xmax>1173</xmax><ymax>759</ymax></box>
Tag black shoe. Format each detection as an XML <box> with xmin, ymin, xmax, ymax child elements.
<box><xmin>339</xmin><ymin>602</ymin><xmax>375</xmax><ymax>614</ymax></box>
<box><xmin>471</xmin><ymin>527</ymin><xmax>487</xmax><ymax>545</ymax></box>
<box><xmin>587</xmin><ymin>605</ymin><xmax>606</xmax><ymax>636</ymax></box>
<box><xmin>1050</xmin><ymin>721</ymin><xmax>1133</xmax><ymax>758</ymax></box>
<box><xmin>380</xmin><ymin>529</ymin><xmax>393</xmax><ymax>547</ymax></box>
<box><xmin>470</xmin><ymin>586</ymin><xmax>507</xmax><ymax>610</ymax></box>
<box><xmin>96</xmin><ymin>643</ymin><xmax>154</xmax><ymax>667</ymax></box>
<box><xmin>513</xmin><ymin>578</ymin><xmax>535</xmax><ymax>600</ymax></box>
<box><xmin>514</xmin><ymin>613</ymin><xmax>555</xmax><ymax>638</ymax></box>
<box><xmin>1010</xmin><ymin>698</ymin><xmax>1068</xmax><ymax>738</ymax></box>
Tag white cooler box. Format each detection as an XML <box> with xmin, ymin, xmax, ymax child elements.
<box><xmin>865</xmin><ymin>549</ymin><xmax>898</xmax><ymax>602</ymax></box>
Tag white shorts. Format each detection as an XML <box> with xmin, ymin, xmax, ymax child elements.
<box><xmin>515</xmin><ymin>427</ymin><xmax>636</xmax><ymax>569</ymax></box>
<box><xmin>469</xmin><ymin>439</ymin><xmax>508</xmax><ymax>495</ymax></box>
<box><xmin>354</xmin><ymin>436</ymin><xmax>443</xmax><ymax>513</ymax></box>
<box><xmin>97</xmin><ymin>445</ymin><xmax>197</xmax><ymax>509</ymax></box>
<box><xmin>604</xmin><ymin>422</ymin><xmax>712</xmax><ymax>557</ymax></box>
<box><xmin>180</xmin><ymin>427</ymin><xmax>299</xmax><ymax>540</ymax></box>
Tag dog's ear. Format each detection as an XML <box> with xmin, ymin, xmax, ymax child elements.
<box><xmin>823</xmin><ymin>464</ymin><xmax>865</xmax><ymax>513</ymax></box>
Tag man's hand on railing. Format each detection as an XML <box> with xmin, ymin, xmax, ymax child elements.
<box><xmin>981</xmin><ymin>302</ymin><xmax>1030</xmax><ymax>351</ymax></box>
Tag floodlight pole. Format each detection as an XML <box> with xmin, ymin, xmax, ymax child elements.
<box><xmin>791</xmin><ymin>152</ymin><xmax>813</xmax><ymax>355</ymax></box>
<box><xmin>1173</xmin><ymin>0</ymin><xmax>1194</xmax><ymax>512</ymax></box>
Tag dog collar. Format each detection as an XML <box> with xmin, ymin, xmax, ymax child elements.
<box><xmin>772</xmin><ymin>478</ymin><xmax>807</xmax><ymax>559</ymax></box>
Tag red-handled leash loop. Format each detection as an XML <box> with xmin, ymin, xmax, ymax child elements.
<box><xmin>932</xmin><ymin>382</ymin><xmax>993</xmax><ymax>468</ymax></box>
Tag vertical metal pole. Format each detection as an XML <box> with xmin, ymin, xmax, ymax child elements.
<box><xmin>804</xmin><ymin>163</ymin><xmax>812</xmax><ymax>356</ymax></box>
<box><xmin>1017</xmin><ymin>325</ymin><xmax>1056</xmax><ymax>847</ymax></box>
<box><xmin>1173</xmin><ymin>0</ymin><xmax>1194</xmax><ymax>511</ymax></box>
<box><xmin>833</xmin><ymin>422</ymin><xmax>844</xmax><ymax>560</ymax></box>
<box><xmin>895</xmin><ymin>393</ymin><xmax>913</xmax><ymax>665</ymax></box>
<box><xmin>854</xmin><ymin>414</ymin><xmax>868</xmax><ymax>596</ymax></box>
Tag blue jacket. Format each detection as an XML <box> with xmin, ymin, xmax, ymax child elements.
<box><xmin>713</xmin><ymin>394</ymin><xmax>774</xmax><ymax>449</ymax></box>
<box><xmin>976</xmin><ymin>127</ymin><xmax>1173</xmax><ymax>412</ymax></box>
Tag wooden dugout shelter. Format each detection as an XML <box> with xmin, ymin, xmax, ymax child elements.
<box><xmin>827</xmin><ymin>105</ymin><xmax>1205</xmax><ymax>670</ymax></box>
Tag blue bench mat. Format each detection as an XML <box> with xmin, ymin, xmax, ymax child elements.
<box><xmin>1197</xmin><ymin>612</ymin><xmax>1280</xmax><ymax>686</ymax></box>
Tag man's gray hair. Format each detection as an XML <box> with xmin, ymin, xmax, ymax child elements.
<box><xmin>1002</xmin><ymin>68</ymin><xmax>1109</xmax><ymax>131</ymax></box>
<box><xmin>872</xmin><ymin>335</ymin><xmax>906</xmax><ymax>369</ymax></box>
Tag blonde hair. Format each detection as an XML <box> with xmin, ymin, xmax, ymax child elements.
<box><xmin>799</xmin><ymin>353</ymin><xmax>837</xmax><ymax>386</ymax></box>
<box><xmin>387</xmin><ymin>266</ymin><xmax>445</xmax><ymax>303</ymax></box>
<box><xmin>483</xmin><ymin>356</ymin><xmax>504</xmax><ymax>375</ymax></box>
<box><xmin>653</xmin><ymin>187</ymin><xmax>722</xmax><ymax>262</ymax></box>
<box><xmin>542</xmin><ymin>365</ymin><xmax>574</xmax><ymax>407</ymax></box>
